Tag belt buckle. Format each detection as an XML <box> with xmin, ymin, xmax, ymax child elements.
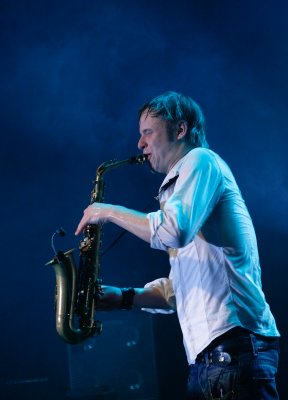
<box><xmin>211</xmin><ymin>351</ymin><xmax>232</xmax><ymax>366</ymax></box>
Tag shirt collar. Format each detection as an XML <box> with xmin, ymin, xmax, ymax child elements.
<box><xmin>158</xmin><ymin>149</ymin><xmax>193</xmax><ymax>193</ymax></box>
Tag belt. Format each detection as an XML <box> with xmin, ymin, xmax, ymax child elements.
<box><xmin>195</xmin><ymin>327</ymin><xmax>279</xmax><ymax>367</ymax></box>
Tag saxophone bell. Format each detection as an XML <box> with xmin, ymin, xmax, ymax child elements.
<box><xmin>46</xmin><ymin>249</ymin><xmax>101</xmax><ymax>343</ymax></box>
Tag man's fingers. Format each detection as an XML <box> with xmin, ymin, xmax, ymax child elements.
<box><xmin>75</xmin><ymin>216</ymin><xmax>86</xmax><ymax>235</ymax></box>
<box><xmin>75</xmin><ymin>223</ymin><xmax>82</xmax><ymax>236</ymax></box>
<box><xmin>75</xmin><ymin>204</ymin><xmax>104</xmax><ymax>235</ymax></box>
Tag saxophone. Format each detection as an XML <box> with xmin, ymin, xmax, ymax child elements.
<box><xmin>46</xmin><ymin>154</ymin><xmax>148</xmax><ymax>344</ymax></box>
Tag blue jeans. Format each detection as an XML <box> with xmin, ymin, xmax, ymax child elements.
<box><xmin>187</xmin><ymin>331</ymin><xmax>280</xmax><ymax>399</ymax></box>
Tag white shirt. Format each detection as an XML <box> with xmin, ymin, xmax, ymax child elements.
<box><xmin>143</xmin><ymin>148</ymin><xmax>279</xmax><ymax>365</ymax></box>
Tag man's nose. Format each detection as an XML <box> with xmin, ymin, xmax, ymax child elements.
<box><xmin>137</xmin><ymin>136</ymin><xmax>145</xmax><ymax>150</ymax></box>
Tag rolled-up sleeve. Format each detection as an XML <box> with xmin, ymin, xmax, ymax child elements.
<box><xmin>147</xmin><ymin>149</ymin><xmax>224</xmax><ymax>250</ymax></box>
<box><xmin>141</xmin><ymin>277</ymin><xmax>176</xmax><ymax>314</ymax></box>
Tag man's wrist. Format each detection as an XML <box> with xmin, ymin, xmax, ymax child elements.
<box><xmin>120</xmin><ymin>287</ymin><xmax>135</xmax><ymax>310</ymax></box>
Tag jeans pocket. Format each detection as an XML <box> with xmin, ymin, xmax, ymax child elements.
<box><xmin>238</xmin><ymin>349</ymin><xmax>279</xmax><ymax>399</ymax></box>
<box><xmin>208</xmin><ymin>366</ymin><xmax>237</xmax><ymax>400</ymax></box>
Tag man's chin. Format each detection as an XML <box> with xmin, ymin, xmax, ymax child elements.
<box><xmin>149</xmin><ymin>163</ymin><xmax>164</xmax><ymax>175</ymax></box>
<box><xmin>148</xmin><ymin>160</ymin><xmax>156</xmax><ymax>173</ymax></box>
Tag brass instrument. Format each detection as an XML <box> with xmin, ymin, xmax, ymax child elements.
<box><xmin>46</xmin><ymin>154</ymin><xmax>148</xmax><ymax>344</ymax></box>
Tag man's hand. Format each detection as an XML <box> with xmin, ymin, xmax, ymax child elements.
<box><xmin>95</xmin><ymin>285</ymin><xmax>122</xmax><ymax>311</ymax></box>
<box><xmin>75</xmin><ymin>203</ymin><xmax>113</xmax><ymax>235</ymax></box>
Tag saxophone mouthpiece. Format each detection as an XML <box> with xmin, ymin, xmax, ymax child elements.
<box><xmin>130</xmin><ymin>154</ymin><xmax>149</xmax><ymax>164</ymax></box>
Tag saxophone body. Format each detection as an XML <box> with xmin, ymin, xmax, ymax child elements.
<box><xmin>46</xmin><ymin>154</ymin><xmax>147</xmax><ymax>344</ymax></box>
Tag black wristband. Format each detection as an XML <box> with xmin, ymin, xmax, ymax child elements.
<box><xmin>120</xmin><ymin>287</ymin><xmax>135</xmax><ymax>310</ymax></box>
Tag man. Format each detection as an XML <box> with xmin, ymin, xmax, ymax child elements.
<box><xmin>75</xmin><ymin>91</ymin><xmax>280</xmax><ymax>399</ymax></box>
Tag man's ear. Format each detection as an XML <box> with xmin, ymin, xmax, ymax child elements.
<box><xmin>176</xmin><ymin>120</ymin><xmax>188</xmax><ymax>140</ymax></box>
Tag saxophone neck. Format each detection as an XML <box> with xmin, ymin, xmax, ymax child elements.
<box><xmin>91</xmin><ymin>154</ymin><xmax>148</xmax><ymax>203</ymax></box>
<box><xmin>96</xmin><ymin>153</ymin><xmax>147</xmax><ymax>176</ymax></box>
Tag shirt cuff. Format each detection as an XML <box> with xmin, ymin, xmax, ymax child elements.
<box><xmin>147</xmin><ymin>211</ymin><xmax>169</xmax><ymax>251</ymax></box>
<box><xmin>141</xmin><ymin>277</ymin><xmax>176</xmax><ymax>314</ymax></box>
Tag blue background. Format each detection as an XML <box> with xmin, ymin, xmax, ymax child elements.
<box><xmin>1</xmin><ymin>0</ymin><xmax>287</xmax><ymax>398</ymax></box>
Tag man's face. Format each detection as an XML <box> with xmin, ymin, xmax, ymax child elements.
<box><xmin>138</xmin><ymin>111</ymin><xmax>178</xmax><ymax>174</ymax></box>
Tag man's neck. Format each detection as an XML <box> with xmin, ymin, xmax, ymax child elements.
<box><xmin>167</xmin><ymin>145</ymin><xmax>194</xmax><ymax>173</ymax></box>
